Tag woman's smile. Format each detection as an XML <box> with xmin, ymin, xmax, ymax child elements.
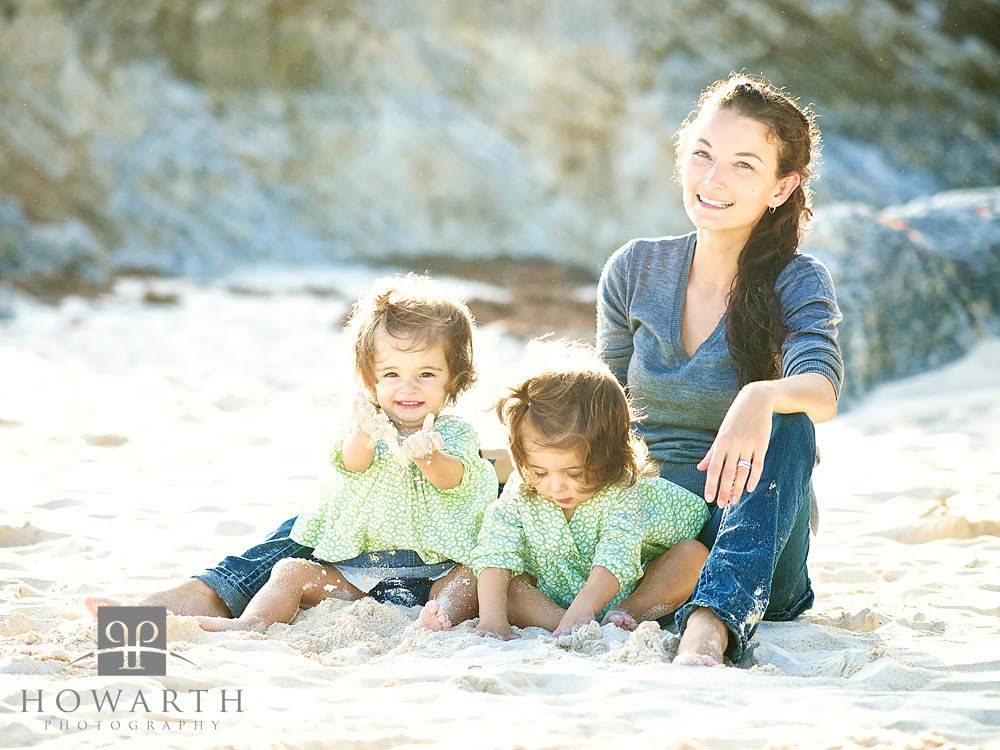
<box><xmin>697</xmin><ymin>194</ymin><xmax>734</xmax><ymax>209</ymax></box>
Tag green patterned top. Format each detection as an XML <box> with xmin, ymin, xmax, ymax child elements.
<box><xmin>290</xmin><ymin>414</ymin><xmax>498</xmax><ymax>566</ymax></box>
<box><xmin>472</xmin><ymin>475</ymin><xmax>709</xmax><ymax>616</ymax></box>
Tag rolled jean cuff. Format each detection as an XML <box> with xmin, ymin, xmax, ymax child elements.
<box><xmin>674</xmin><ymin>600</ymin><xmax>752</xmax><ymax>665</ymax></box>
<box><xmin>193</xmin><ymin>569</ymin><xmax>251</xmax><ymax>619</ymax></box>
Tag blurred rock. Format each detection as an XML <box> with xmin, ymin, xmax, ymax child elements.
<box><xmin>805</xmin><ymin>188</ymin><xmax>1000</xmax><ymax>403</ymax></box>
<box><xmin>0</xmin><ymin>0</ymin><xmax>998</xmax><ymax>282</ymax></box>
<box><xmin>0</xmin><ymin>283</ymin><xmax>14</xmax><ymax>321</ymax></box>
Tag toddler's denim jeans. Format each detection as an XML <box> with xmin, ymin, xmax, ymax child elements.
<box><xmin>197</xmin><ymin>466</ymin><xmax>505</xmax><ymax>617</ymax></box>
<box><xmin>196</xmin><ymin>525</ymin><xmax>436</xmax><ymax>617</ymax></box>
<box><xmin>665</xmin><ymin>412</ymin><xmax>816</xmax><ymax>664</ymax></box>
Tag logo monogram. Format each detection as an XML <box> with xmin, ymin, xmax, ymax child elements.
<box><xmin>70</xmin><ymin>607</ymin><xmax>196</xmax><ymax>675</ymax></box>
<box><xmin>97</xmin><ymin>607</ymin><xmax>168</xmax><ymax>676</ymax></box>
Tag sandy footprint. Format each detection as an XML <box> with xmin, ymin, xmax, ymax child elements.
<box><xmin>0</xmin><ymin>523</ymin><xmax>67</xmax><ymax>548</ymax></box>
<box><xmin>810</xmin><ymin>607</ymin><xmax>892</xmax><ymax>633</ymax></box>
<box><xmin>451</xmin><ymin>672</ymin><xmax>524</xmax><ymax>695</ymax></box>
<box><xmin>877</xmin><ymin>515</ymin><xmax>1000</xmax><ymax>544</ymax></box>
<box><xmin>0</xmin><ymin>611</ymin><xmax>43</xmax><ymax>636</ymax></box>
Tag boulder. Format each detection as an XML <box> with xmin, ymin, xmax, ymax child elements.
<box><xmin>1</xmin><ymin>0</ymin><xmax>998</xmax><ymax>280</ymax></box>
<box><xmin>806</xmin><ymin>188</ymin><xmax>1000</xmax><ymax>402</ymax></box>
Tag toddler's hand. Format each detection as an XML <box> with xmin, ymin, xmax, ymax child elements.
<box><xmin>552</xmin><ymin>606</ymin><xmax>596</xmax><ymax>637</ymax></box>
<box><xmin>472</xmin><ymin>617</ymin><xmax>516</xmax><ymax>641</ymax></box>
<box><xmin>353</xmin><ymin>392</ymin><xmax>396</xmax><ymax>446</ymax></box>
<box><xmin>401</xmin><ymin>413</ymin><xmax>445</xmax><ymax>464</ymax></box>
<box><xmin>352</xmin><ymin>392</ymin><xmax>376</xmax><ymax>426</ymax></box>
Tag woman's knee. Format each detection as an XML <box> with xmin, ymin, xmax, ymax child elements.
<box><xmin>771</xmin><ymin>411</ymin><xmax>815</xmax><ymax>449</ymax></box>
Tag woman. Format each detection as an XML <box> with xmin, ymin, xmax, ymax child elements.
<box><xmin>597</xmin><ymin>74</ymin><xmax>843</xmax><ymax>666</ymax></box>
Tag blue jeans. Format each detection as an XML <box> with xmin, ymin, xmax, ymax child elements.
<box><xmin>666</xmin><ymin>412</ymin><xmax>816</xmax><ymax>664</ymax></box>
<box><xmin>199</xmin><ymin>464</ymin><xmax>506</xmax><ymax>617</ymax></box>
<box><xmin>196</xmin><ymin>519</ymin><xmax>440</xmax><ymax>616</ymax></box>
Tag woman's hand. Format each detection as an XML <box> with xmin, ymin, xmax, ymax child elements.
<box><xmin>698</xmin><ymin>381</ymin><xmax>776</xmax><ymax>507</ymax></box>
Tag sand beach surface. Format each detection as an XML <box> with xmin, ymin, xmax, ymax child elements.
<box><xmin>1</xmin><ymin>271</ymin><xmax>998</xmax><ymax>749</ymax></box>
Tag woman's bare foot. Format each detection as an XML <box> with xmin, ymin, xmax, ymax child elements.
<box><xmin>600</xmin><ymin>608</ymin><xmax>638</xmax><ymax>632</ymax></box>
<box><xmin>674</xmin><ymin>606</ymin><xmax>728</xmax><ymax>667</ymax></box>
<box><xmin>418</xmin><ymin>600</ymin><xmax>453</xmax><ymax>631</ymax></box>
<box><xmin>85</xmin><ymin>579</ymin><xmax>231</xmax><ymax>618</ymax></box>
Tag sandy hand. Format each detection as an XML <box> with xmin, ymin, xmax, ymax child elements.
<box><xmin>553</xmin><ymin>606</ymin><xmax>597</xmax><ymax>637</ymax></box>
<box><xmin>352</xmin><ymin>392</ymin><xmax>376</xmax><ymax>426</ymax></box>
<box><xmin>353</xmin><ymin>392</ymin><xmax>397</xmax><ymax>445</ymax></box>
<box><xmin>401</xmin><ymin>413</ymin><xmax>444</xmax><ymax>464</ymax></box>
<box><xmin>472</xmin><ymin>616</ymin><xmax>516</xmax><ymax>641</ymax></box>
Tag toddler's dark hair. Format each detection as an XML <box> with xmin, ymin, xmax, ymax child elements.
<box><xmin>496</xmin><ymin>339</ymin><xmax>656</xmax><ymax>493</ymax></box>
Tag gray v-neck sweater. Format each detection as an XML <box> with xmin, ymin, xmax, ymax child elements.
<box><xmin>597</xmin><ymin>232</ymin><xmax>843</xmax><ymax>475</ymax></box>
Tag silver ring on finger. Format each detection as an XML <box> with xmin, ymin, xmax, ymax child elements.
<box><xmin>736</xmin><ymin>458</ymin><xmax>752</xmax><ymax>469</ymax></box>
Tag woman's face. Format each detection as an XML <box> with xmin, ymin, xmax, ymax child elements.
<box><xmin>680</xmin><ymin>107</ymin><xmax>798</xmax><ymax>237</ymax></box>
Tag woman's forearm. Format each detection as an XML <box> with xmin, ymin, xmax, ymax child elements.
<box><xmin>748</xmin><ymin>372</ymin><xmax>838</xmax><ymax>424</ymax></box>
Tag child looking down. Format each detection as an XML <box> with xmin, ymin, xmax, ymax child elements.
<box><xmin>420</xmin><ymin>340</ymin><xmax>709</xmax><ymax>638</ymax></box>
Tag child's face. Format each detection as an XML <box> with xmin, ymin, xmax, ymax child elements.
<box><xmin>372</xmin><ymin>331</ymin><xmax>451</xmax><ymax>432</ymax></box>
<box><xmin>521</xmin><ymin>435</ymin><xmax>594</xmax><ymax>514</ymax></box>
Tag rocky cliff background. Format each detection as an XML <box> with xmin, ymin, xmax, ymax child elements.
<box><xmin>1</xmin><ymin>0</ymin><xmax>999</xmax><ymax>400</ymax></box>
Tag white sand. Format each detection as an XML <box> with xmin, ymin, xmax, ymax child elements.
<box><xmin>1</xmin><ymin>273</ymin><xmax>998</xmax><ymax>749</ymax></box>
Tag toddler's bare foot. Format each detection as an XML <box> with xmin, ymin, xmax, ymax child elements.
<box><xmin>675</xmin><ymin>607</ymin><xmax>728</xmax><ymax>667</ymax></box>
<box><xmin>195</xmin><ymin>615</ymin><xmax>260</xmax><ymax>632</ymax></box>
<box><xmin>418</xmin><ymin>600</ymin><xmax>453</xmax><ymax>631</ymax></box>
<box><xmin>84</xmin><ymin>596</ymin><xmax>134</xmax><ymax>617</ymax></box>
<box><xmin>600</xmin><ymin>608</ymin><xmax>638</xmax><ymax>632</ymax></box>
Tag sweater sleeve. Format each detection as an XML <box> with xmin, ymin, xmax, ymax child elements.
<box><xmin>776</xmin><ymin>254</ymin><xmax>844</xmax><ymax>399</ymax></box>
<box><xmin>417</xmin><ymin>415</ymin><xmax>499</xmax><ymax>565</ymax></box>
<box><xmin>431</xmin><ymin>415</ymin><xmax>499</xmax><ymax>500</ymax></box>
<box><xmin>596</xmin><ymin>240</ymin><xmax>636</xmax><ymax>387</ymax></box>
<box><xmin>640</xmin><ymin>477</ymin><xmax>710</xmax><ymax>555</ymax></box>
<box><xmin>471</xmin><ymin>485</ymin><xmax>529</xmax><ymax>579</ymax></box>
<box><xmin>592</xmin><ymin>488</ymin><xmax>644</xmax><ymax>589</ymax></box>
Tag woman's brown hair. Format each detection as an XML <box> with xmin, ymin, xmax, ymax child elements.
<box><xmin>496</xmin><ymin>339</ymin><xmax>656</xmax><ymax>493</ymax></box>
<box><xmin>676</xmin><ymin>74</ymin><xmax>822</xmax><ymax>386</ymax></box>
<box><xmin>349</xmin><ymin>274</ymin><xmax>476</xmax><ymax>406</ymax></box>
